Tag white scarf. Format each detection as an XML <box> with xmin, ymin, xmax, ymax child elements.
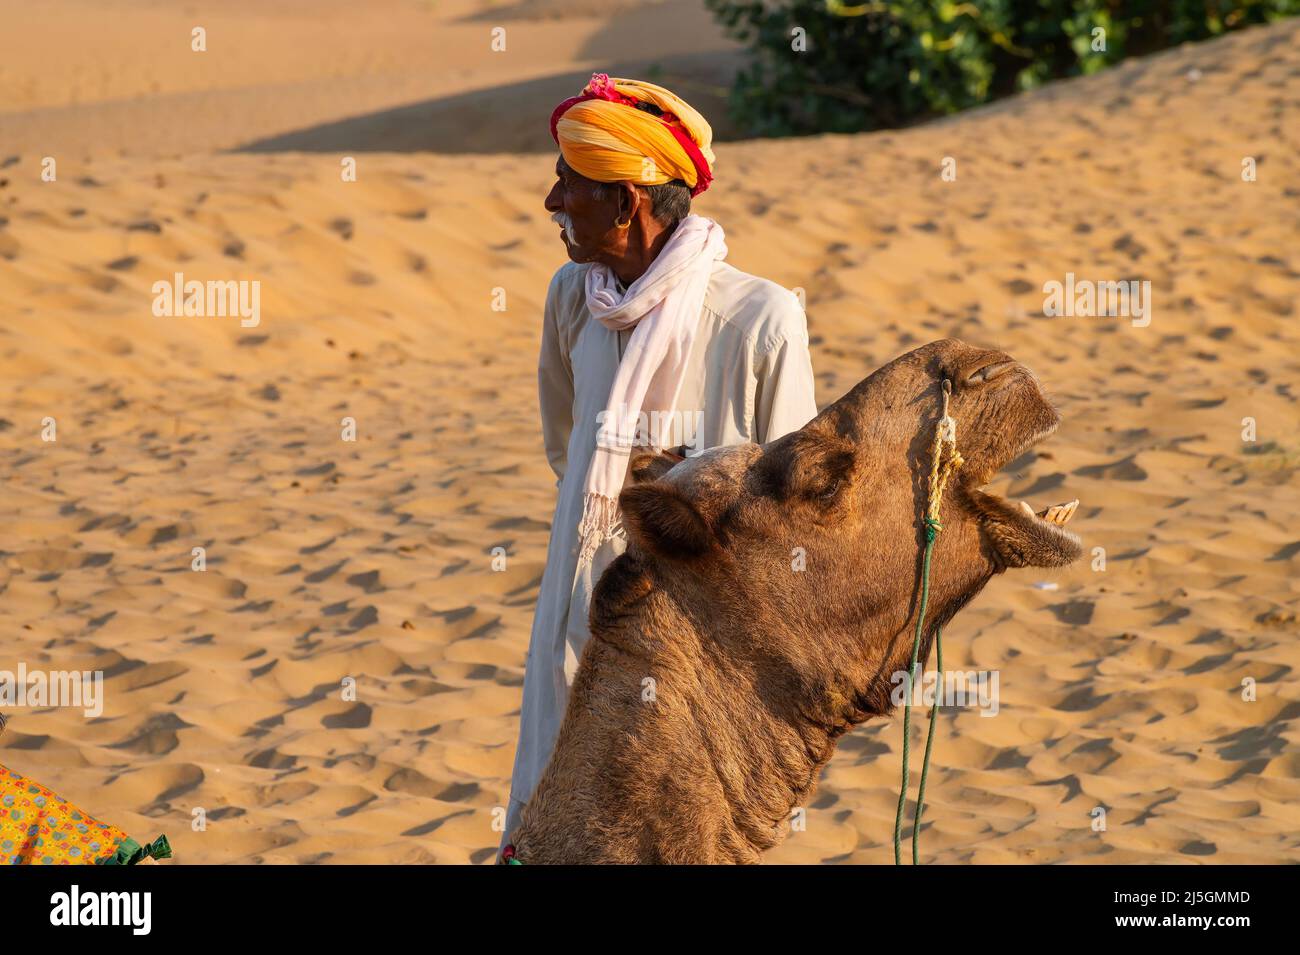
<box><xmin>577</xmin><ymin>214</ymin><xmax>727</xmax><ymax>566</ymax></box>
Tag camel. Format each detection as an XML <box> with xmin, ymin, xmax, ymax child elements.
<box><xmin>508</xmin><ymin>339</ymin><xmax>1082</xmax><ymax>863</ymax></box>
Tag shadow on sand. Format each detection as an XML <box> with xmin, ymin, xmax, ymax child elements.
<box><xmin>234</xmin><ymin>51</ymin><xmax>744</xmax><ymax>156</ymax></box>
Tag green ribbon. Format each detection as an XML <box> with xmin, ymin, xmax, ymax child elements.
<box><xmin>104</xmin><ymin>834</ymin><xmax>172</xmax><ymax>866</ymax></box>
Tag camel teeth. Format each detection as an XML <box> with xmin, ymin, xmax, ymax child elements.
<box><xmin>1059</xmin><ymin>499</ymin><xmax>1080</xmax><ymax>525</ymax></box>
<box><xmin>1025</xmin><ymin>499</ymin><xmax>1082</xmax><ymax>526</ymax></box>
<box><xmin>1039</xmin><ymin>499</ymin><xmax>1080</xmax><ymax>526</ymax></box>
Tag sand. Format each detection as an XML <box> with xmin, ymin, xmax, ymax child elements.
<box><xmin>1</xmin><ymin>2</ymin><xmax>1297</xmax><ymax>864</ymax></box>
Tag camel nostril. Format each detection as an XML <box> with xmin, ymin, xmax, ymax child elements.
<box><xmin>966</xmin><ymin>359</ymin><xmax>1017</xmax><ymax>385</ymax></box>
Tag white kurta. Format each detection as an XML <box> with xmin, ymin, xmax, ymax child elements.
<box><xmin>503</xmin><ymin>258</ymin><xmax>819</xmax><ymax>839</ymax></box>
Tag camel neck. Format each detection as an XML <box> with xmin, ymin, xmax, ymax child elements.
<box><xmin>515</xmin><ymin>584</ymin><xmax>841</xmax><ymax>863</ymax></box>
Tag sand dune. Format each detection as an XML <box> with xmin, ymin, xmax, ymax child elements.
<box><xmin>1</xmin><ymin>4</ymin><xmax>1297</xmax><ymax>863</ymax></box>
<box><xmin>0</xmin><ymin>0</ymin><xmax>740</xmax><ymax>157</ymax></box>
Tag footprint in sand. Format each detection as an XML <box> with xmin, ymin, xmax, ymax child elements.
<box><xmin>109</xmin><ymin>713</ymin><xmax>195</xmax><ymax>757</ymax></box>
<box><xmin>321</xmin><ymin>703</ymin><xmax>371</xmax><ymax>729</ymax></box>
<box><xmin>345</xmin><ymin>569</ymin><xmax>383</xmax><ymax>593</ymax></box>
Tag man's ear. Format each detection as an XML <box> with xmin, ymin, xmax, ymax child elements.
<box><xmin>755</xmin><ymin>428</ymin><xmax>856</xmax><ymax>505</ymax></box>
<box><xmin>615</xmin><ymin>180</ymin><xmax>640</xmax><ymax>224</ymax></box>
<box><xmin>619</xmin><ymin>481</ymin><xmax>712</xmax><ymax>559</ymax></box>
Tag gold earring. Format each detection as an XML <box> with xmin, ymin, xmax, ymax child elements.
<box><xmin>615</xmin><ymin>216</ymin><xmax>631</xmax><ymax>230</ymax></box>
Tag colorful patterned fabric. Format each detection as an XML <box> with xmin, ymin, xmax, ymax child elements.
<box><xmin>0</xmin><ymin>762</ymin><xmax>171</xmax><ymax>866</ymax></box>
<box><xmin>550</xmin><ymin>73</ymin><xmax>715</xmax><ymax>196</ymax></box>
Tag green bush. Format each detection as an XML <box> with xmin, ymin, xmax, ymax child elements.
<box><xmin>705</xmin><ymin>0</ymin><xmax>1299</xmax><ymax>136</ymax></box>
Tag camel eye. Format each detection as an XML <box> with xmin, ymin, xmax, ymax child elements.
<box><xmin>818</xmin><ymin>478</ymin><xmax>841</xmax><ymax>501</ymax></box>
<box><xmin>966</xmin><ymin>359</ymin><xmax>1016</xmax><ymax>385</ymax></box>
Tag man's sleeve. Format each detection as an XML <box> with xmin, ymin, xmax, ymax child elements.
<box><xmin>538</xmin><ymin>271</ymin><xmax>575</xmax><ymax>482</ymax></box>
<box><xmin>754</xmin><ymin>299</ymin><xmax>819</xmax><ymax>443</ymax></box>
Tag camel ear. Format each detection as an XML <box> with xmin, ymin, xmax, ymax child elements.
<box><xmin>628</xmin><ymin>451</ymin><xmax>680</xmax><ymax>484</ymax></box>
<box><xmin>757</xmin><ymin>429</ymin><xmax>856</xmax><ymax>505</ymax></box>
<box><xmin>619</xmin><ymin>481</ymin><xmax>712</xmax><ymax>559</ymax></box>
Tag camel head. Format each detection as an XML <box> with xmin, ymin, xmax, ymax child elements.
<box><xmin>616</xmin><ymin>338</ymin><xmax>1082</xmax><ymax>718</ymax></box>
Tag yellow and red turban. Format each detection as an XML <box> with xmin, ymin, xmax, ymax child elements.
<box><xmin>550</xmin><ymin>73</ymin><xmax>715</xmax><ymax>197</ymax></box>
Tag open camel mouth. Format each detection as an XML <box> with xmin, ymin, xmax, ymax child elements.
<box><xmin>965</xmin><ymin>416</ymin><xmax>1084</xmax><ymax>560</ymax></box>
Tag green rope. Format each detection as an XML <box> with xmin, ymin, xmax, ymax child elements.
<box><xmin>913</xmin><ymin>625</ymin><xmax>942</xmax><ymax>864</ymax></box>
<box><xmin>893</xmin><ymin>516</ymin><xmax>943</xmax><ymax>865</ymax></box>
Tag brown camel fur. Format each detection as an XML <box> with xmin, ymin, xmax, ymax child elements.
<box><xmin>509</xmin><ymin>339</ymin><xmax>1083</xmax><ymax>863</ymax></box>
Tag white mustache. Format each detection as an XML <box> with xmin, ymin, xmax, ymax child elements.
<box><xmin>551</xmin><ymin>211</ymin><xmax>577</xmax><ymax>244</ymax></box>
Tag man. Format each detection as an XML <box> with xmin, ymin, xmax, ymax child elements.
<box><xmin>502</xmin><ymin>73</ymin><xmax>817</xmax><ymax>844</ymax></box>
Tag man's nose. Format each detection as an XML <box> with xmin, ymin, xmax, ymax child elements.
<box><xmin>544</xmin><ymin>181</ymin><xmax>562</xmax><ymax>213</ymax></box>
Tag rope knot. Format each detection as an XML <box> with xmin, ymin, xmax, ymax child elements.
<box><xmin>924</xmin><ymin>518</ymin><xmax>942</xmax><ymax>542</ymax></box>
